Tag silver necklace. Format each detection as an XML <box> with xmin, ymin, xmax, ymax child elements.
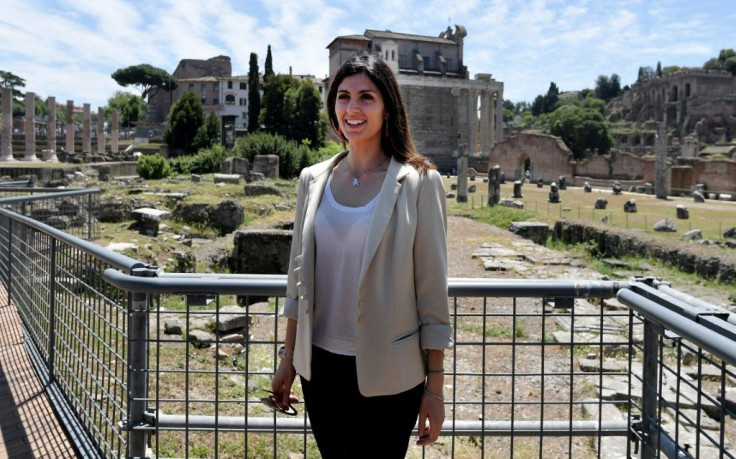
<box><xmin>344</xmin><ymin>154</ymin><xmax>389</xmax><ymax>187</ymax></box>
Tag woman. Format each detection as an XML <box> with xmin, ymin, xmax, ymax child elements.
<box><xmin>271</xmin><ymin>51</ymin><xmax>452</xmax><ymax>458</ymax></box>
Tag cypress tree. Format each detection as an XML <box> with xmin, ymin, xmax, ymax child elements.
<box><xmin>265</xmin><ymin>45</ymin><xmax>274</xmax><ymax>79</ymax></box>
<box><xmin>247</xmin><ymin>53</ymin><xmax>261</xmax><ymax>133</ymax></box>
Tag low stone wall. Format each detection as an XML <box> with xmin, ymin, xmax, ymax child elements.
<box><xmin>552</xmin><ymin>219</ymin><xmax>736</xmax><ymax>283</ymax></box>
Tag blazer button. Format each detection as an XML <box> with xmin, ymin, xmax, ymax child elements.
<box><xmin>357</xmin><ymin>316</ymin><xmax>365</xmax><ymax>325</ymax></box>
<box><xmin>357</xmin><ymin>301</ymin><xmax>365</xmax><ymax>310</ymax></box>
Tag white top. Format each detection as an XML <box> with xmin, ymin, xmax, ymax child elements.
<box><xmin>312</xmin><ymin>175</ymin><xmax>378</xmax><ymax>356</ymax></box>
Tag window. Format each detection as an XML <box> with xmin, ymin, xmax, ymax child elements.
<box><xmin>242</xmin><ymin>112</ymin><xmax>247</xmax><ymax>119</ymax></box>
<box><xmin>240</xmin><ymin>82</ymin><xmax>247</xmax><ymax>90</ymax></box>
<box><xmin>213</xmin><ymin>98</ymin><xmax>219</xmax><ymax>105</ymax></box>
<box><xmin>201</xmin><ymin>97</ymin><xmax>206</xmax><ymax>105</ymax></box>
<box><xmin>227</xmin><ymin>80</ymin><xmax>233</xmax><ymax>89</ymax></box>
<box><xmin>188</xmin><ymin>83</ymin><xmax>194</xmax><ymax>91</ymax></box>
<box><xmin>391</xmin><ymin>50</ymin><xmax>395</xmax><ymax>60</ymax></box>
<box><xmin>399</xmin><ymin>55</ymin><xmax>408</xmax><ymax>68</ymax></box>
<box><xmin>201</xmin><ymin>84</ymin><xmax>207</xmax><ymax>92</ymax></box>
<box><xmin>225</xmin><ymin>94</ymin><xmax>235</xmax><ymax>105</ymax></box>
<box><xmin>239</xmin><ymin>98</ymin><xmax>247</xmax><ymax>106</ymax></box>
<box><xmin>214</xmin><ymin>83</ymin><xmax>219</xmax><ymax>91</ymax></box>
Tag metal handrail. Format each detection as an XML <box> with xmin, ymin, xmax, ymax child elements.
<box><xmin>103</xmin><ymin>269</ymin><xmax>626</xmax><ymax>298</ymax></box>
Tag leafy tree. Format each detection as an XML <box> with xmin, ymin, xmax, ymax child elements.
<box><xmin>111</xmin><ymin>64</ymin><xmax>178</xmax><ymax>100</ymax></box>
<box><xmin>192</xmin><ymin>111</ymin><xmax>221</xmax><ymax>151</ymax></box>
<box><xmin>656</xmin><ymin>61</ymin><xmax>663</xmax><ymax>77</ymax></box>
<box><xmin>260</xmin><ymin>74</ymin><xmax>298</xmax><ymax>137</ymax></box>
<box><xmin>702</xmin><ymin>49</ymin><xmax>736</xmax><ymax>75</ymax></box>
<box><xmin>594</xmin><ymin>74</ymin><xmax>621</xmax><ymax>102</ymax></box>
<box><xmin>247</xmin><ymin>53</ymin><xmax>261</xmax><ymax>132</ymax></box>
<box><xmin>531</xmin><ymin>94</ymin><xmax>545</xmax><ymax>116</ymax></box>
<box><xmin>164</xmin><ymin>91</ymin><xmax>204</xmax><ymax>154</ymax></box>
<box><xmin>265</xmin><ymin>45</ymin><xmax>274</xmax><ymax>79</ymax></box>
<box><xmin>283</xmin><ymin>79</ymin><xmax>325</xmax><ymax>147</ymax></box>
<box><xmin>548</xmin><ymin>106</ymin><xmax>613</xmax><ymax>160</ymax></box>
<box><xmin>107</xmin><ymin>91</ymin><xmax>147</xmax><ymax>127</ymax></box>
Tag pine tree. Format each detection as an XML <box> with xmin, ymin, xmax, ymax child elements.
<box><xmin>656</xmin><ymin>61</ymin><xmax>663</xmax><ymax>77</ymax></box>
<box><xmin>265</xmin><ymin>45</ymin><xmax>274</xmax><ymax>79</ymax></box>
<box><xmin>247</xmin><ymin>53</ymin><xmax>261</xmax><ymax>133</ymax></box>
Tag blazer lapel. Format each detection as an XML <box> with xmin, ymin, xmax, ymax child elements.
<box><xmin>358</xmin><ymin>157</ymin><xmax>411</xmax><ymax>283</ymax></box>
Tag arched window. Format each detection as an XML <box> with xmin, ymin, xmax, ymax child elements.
<box><xmin>225</xmin><ymin>94</ymin><xmax>235</xmax><ymax>105</ymax></box>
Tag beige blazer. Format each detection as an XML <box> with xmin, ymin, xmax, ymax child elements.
<box><xmin>282</xmin><ymin>152</ymin><xmax>453</xmax><ymax>396</ymax></box>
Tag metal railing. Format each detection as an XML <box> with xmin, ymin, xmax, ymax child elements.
<box><xmin>1</xmin><ymin>192</ymin><xmax>735</xmax><ymax>458</ymax></box>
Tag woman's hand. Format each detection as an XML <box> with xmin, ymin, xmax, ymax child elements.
<box><xmin>416</xmin><ymin>389</ymin><xmax>445</xmax><ymax>446</ymax></box>
<box><xmin>271</xmin><ymin>358</ymin><xmax>298</xmax><ymax>409</ymax></box>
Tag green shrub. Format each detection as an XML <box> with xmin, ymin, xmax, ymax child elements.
<box><xmin>169</xmin><ymin>144</ymin><xmax>230</xmax><ymax>175</ymax></box>
<box><xmin>233</xmin><ymin>132</ymin><xmax>308</xmax><ymax>178</ymax></box>
<box><xmin>137</xmin><ymin>153</ymin><xmax>171</xmax><ymax>179</ymax></box>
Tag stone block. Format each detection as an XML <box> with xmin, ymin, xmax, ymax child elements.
<box><xmin>594</xmin><ymin>198</ymin><xmax>608</xmax><ymax>210</ymax></box>
<box><xmin>213</xmin><ymin>305</ymin><xmax>252</xmax><ymax>332</ymax></box>
<box><xmin>654</xmin><ymin>218</ymin><xmax>676</xmax><ymax>232</ymax></box>
<box><xmin>681</xmin><ymin>229</ymin><xmax>702</xmax><ymax>241</ymax></box>
<box><xmin>221</xmin><ymin>156</ymin><xmax>249</xmax><ymax>175</ymax></box>
<box><xmin>252</xmin><ymin>154</ymin><xmax>279</xmax><ymax>179</ymax></box>
<box><xmin>214</xmin><ymin>173</ymin><xmax>242</xmax><ymax>184</ymax></box>
<box><xmin>724</xmin><ymin>227</ymin><xmax>736</xmax><ymax>238</ymax></box>
<box><xmin>623</xmin><ymin>199</ymin><xmax>637</xmax><ymax>213</ymax></box>
<box><xmin>509</xmin><ymin>221</ymin><xmax>549</xmax><ymax>245</ymax></box>
<box><xmin>676</xmin><ymin>204</ymin><xmax>689</xmax><ymax>219</ymax></box>
<box><xmin>693</xmin><ymin>191</ymin><xmax>705</xmax><ymax>203</ymax></box>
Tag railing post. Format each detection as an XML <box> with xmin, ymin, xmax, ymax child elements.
<box><xmin>127</xmin><ymin>266</ymin><xmax>156</xmax><ymax>459</ymax></box>
<box><xmin>47</xmin><ymin>238</ymin><xmax>57</xmax><ymax>377</ymax></box>
<box><xmin>641</xmin><ymin>319</ymin><xmax>659</xmax><ymax>459</ymax></box>
<box><xmin>87</xmin><ymin>193</ymin><xmax>93</xmax><ymax>240</ymax></box>
<box><xmin>5</xmin><ymin>219</ymin><xmax>12</xmax><ymax>306</ymax></box>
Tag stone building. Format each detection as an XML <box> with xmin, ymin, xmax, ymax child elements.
<box><xmin>327</xmin><ymin>26</ymin><xmax>504</xmax><ymax>171</ymax></box>
<box><xmin>148</xmin><ymin>56</ymin><xmax>327</xmax><ymax>133</ymax></box>
<box><xmin>609</xmin><ymin>69</ymin><xmax>736</xmax><ymax>148</ymax></box>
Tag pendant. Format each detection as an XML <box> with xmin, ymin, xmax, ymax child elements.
<box><xmin>352</xmin><ymin>177</ymin><xmax>360</xmax><ymax>187</ymax></box>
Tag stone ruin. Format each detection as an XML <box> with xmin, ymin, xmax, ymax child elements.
<box><xmin>487</xmin><ymin>165</ymin><xmax>501</xmax><ymax>206</ymax></box>
<box><xmin>548</xmin><ymin>182</ymin><xmax>561</xmax><ymax>203</ymax></box>
<box><xmin>1</xmin><ymin>88</ymin><xmax>135</xmax><ymax>164</ymax></box>
<box><xmin>512</xmin><ymin>180</ymin><xmax>523</xmax><ymax>199</ymax></box>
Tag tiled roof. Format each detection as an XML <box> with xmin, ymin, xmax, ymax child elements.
<box><xmin>365</xmin><ymin>29</ymin><xmax>456</xmax><ymax>45</ymax></box>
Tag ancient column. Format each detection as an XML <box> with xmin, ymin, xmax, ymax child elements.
<box><xmin>82</xmin><ymin>103</ymin><xmax>91</xmax><ymax>154</ymax></box>
<box><xmin>23</xmin><ymin>92</ymin><xmax>38</xmax><ymax>161</ymax></box>
<box><xmin>110</xmin><ymin>109</ymin><xmax>119</xmax><ymax>153</ymax></box>
<box><xmin>480</xmin><ymin>90</ymin><xmax>490</xmax><ymax>156</ymax></box>
<box><xmin>46</xmin><ymin>96</ymin><xmax>58</xmax><ymax>161</ymax></box>
<box><xmin>655</xmin><ymin>122</ymin><xmax>668</xmax><ymax>199</ymax></box>
<box><xmin>65</xmin><ymin>100</ymin><xmax>74</xmax><ymax>153</ymax></box>
<box><xmin>97</xmin><ymin>106</ymin><xmax>105</xmax><ymax>155</ymax></box>
<box><xmin>468</xmin><ymin>90</ymin><xmax>477</xmax><ymax>156</ymax></box>
<box><xmin>487</xmin><ymin>90</ymin><xmax>495</xmax><ymax>149</ymax></box>
<box><xmin>1</xmin><ymin>87</ymin><xmax>15</xmax><ymax>161</ymax></box>
<box><xmin>487</xmin><ymin>164</ymin><xmax>501</xmax><ymax>206</ymax></box>
<box><xmin>495</xmin><ymin>88</ymin><xmax>504</xmax><ymax>143</ymax></box>
<box><xmin>456</xmin><ymin>143</ymin><xmax>468</xmax><ymax>203</ymax></box>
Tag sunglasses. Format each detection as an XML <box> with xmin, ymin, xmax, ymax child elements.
<box><xmin>260</xmin><ymin>389</ymin><xmax>298</xmax><ymax>416</ymax></box>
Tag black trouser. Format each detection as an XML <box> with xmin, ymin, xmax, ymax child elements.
<box><xmin>300</xmin><ymin>345</ymin><xmax>424</xmax><ymax>459</ymax></box>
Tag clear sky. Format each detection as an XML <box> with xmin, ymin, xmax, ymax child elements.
<box><xmin>2</xmin><ymin>0</ymin><xmax>735</xmax><ymax>110</ymax></box>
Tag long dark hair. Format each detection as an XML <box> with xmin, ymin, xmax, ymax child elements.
<box><xmin>326</xmin><ymin>51</ymin><xmax>435</xmax><ymax>174</ymax></box>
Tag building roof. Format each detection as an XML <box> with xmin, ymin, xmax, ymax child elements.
<box><xmin>700</xmin><ymin>145</ymin><xmax>736</xmax><ymax>155</ymax></box>
<box><xmin>364</xmin><ymin>29</ymin><xmax>456</xmax><ymax>45</ymax></box>
<box><xmin>325</xmin><ymin>34</ymin><xmax>371</xmax><ymax>49</ymax></box>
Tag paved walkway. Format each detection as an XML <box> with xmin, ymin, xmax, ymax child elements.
<box><xmin>0</xmin><ymin>287</ymin><xmax>77</xmax><ymax>458</ymax></box>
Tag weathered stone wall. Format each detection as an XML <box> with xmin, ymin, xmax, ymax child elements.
<box><xmin>610</xmin><ymin>152</ymin><xmax>646</xmax><ymax>179</ymax></box>
<box><xmin>691</xmin><ymin>159</ymin><xmax>736</xmax><ymax>192</ymax></box>
<box><xmin>671</xmin><ymin>166</ymin><xmax>694</xmax><ymax>192</ymax></box>
<box><xmin>552</xmin><ymin>219</ymin><xmax>736</xmax><ymax>282</ymax></box>
<box><xmin>575</xmin><ymin>155</ymin><xmax>610</xmax><ymax>178</ymax></box>
<box><xmin>230</xmin><ymin>229</ymin><xmax>292</xmax><ymax>275</ymax></box>
<box><xmin>401</xmin><ymin>85</ymin><xmax>458</xmax><ymax>171</ymax></box>
<box><xmin>488</xmin><ymin>133</ymin><xmax>574</xmax><ymax>181</ymax></box>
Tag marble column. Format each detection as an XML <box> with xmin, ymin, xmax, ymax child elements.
<box><xmin>65</xmin><ymin>100</ymin><xmax>74</xmax><ymax>153</ymax></box>
<box><xmin>47</xmin><ymin>96</ymin><xmax>57</xmax><ymax>161</ymax></box>
<box><xmin>480</xmin><ymin>90</ymin><xmax>490</xmax><ymax>156</ymax></box>
<box><xmin>96</xmin><ymin>106</ymin><xmax>105</xmax><ymax>154</ymax></box>
<box><xmin>456</xmin><ymin>143</ymin><xmax>468</xmax><ymax>203</ymax></box>
<box><xmin>110</xmin><ymin>109</ymin><xmax>119</xmax><ymax>153</ymax></box>
<box><xmin>468</xmin><ymin>90</ymin><xmax>477</xmax><ymax>156</ymax></box>
<box><xmin>82</xmin><ymin>103</ymin><xmax>91</xmax><ymax>154</ymax></box>
<box><xmin>655</xmin><ymin>122</ymin><xmax>668</xmax><ymax>199</ymax></box>
<box><xmin>487</xmin><ymin>91</ymin><xmax>495</xmax><ymax>150</ymax></box>
<box><xmin>495</xmin><ymin>88</ymin><xmax>504</xmax><ymax>143</ymax></box>
<box><xmin>23</xmin><ymin>92</ymin><xmax>38</xmax><ymax>161</ymax></box>
<box><xmin>1</xmin><ymin>87</ymin><xmax>15</xmax><ymax>161</ymax></box>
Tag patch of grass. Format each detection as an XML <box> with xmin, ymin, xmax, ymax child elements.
<box><xmin>459</xmin><ymin>320</ymin><xmax>526</xmax><ymax>339</ymax></box>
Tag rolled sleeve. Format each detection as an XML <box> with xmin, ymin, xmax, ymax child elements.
<box><xmin>414</xmin><ymin>169</ymin><xmax>453</xmax><ymax>350</ymax></box>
